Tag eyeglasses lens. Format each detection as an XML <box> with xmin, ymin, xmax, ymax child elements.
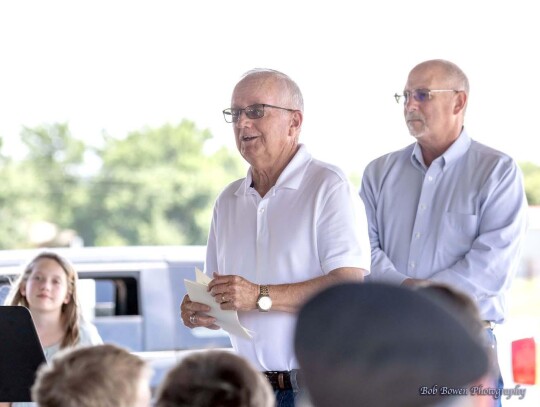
<box><xmin>245</xmin><ymin>105</ymin><xmax>264</xmax><ymax>119</ymax></box>
<box><xmin>414</xmin><ymin>90</ymin><xmax>430</xmax><ymax>102</ymax></box>
<box><xmin>222</xmin><ymin>110</ymin><xmax>235</xmax><ymax>123</ymax></box>
<box><xmin>224</xmin><ymin>104</ymin><xmax>269</xmax><ymax>123</ymax></box>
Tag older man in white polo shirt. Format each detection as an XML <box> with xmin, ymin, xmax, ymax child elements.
<box><xmin>180</xmin><ymin>68</ymin><xmax>371</xmax><ymax>407</ymax></box>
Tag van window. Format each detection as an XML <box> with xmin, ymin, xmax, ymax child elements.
<box><xmin>0</xmin><ymin>284</ymin><xmax>10</xmax><ymax>305</ymax></box>
<box><xmin>79</xmin><ymin>277</ymin><xmax>140</xmax><ymax>318</ymax></box>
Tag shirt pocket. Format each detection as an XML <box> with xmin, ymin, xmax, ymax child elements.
<box><xmin>442</xmin><ymin>212</ymin><xmax>478</xmax><ymax>258</ymax></box>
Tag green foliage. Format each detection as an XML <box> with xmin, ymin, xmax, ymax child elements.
<box><xmin>7</xmin><ymin>124</ymin><xmax>537</xmax><ymax>250</ymax></box>
<box><xmin>0</xmin><ymin>161</ymin><xmax>50</xmax><ymax>248</ymax></box>
<box><xmin>0</xmin><ymin>121</ymin><xmax>244</xmax><ymax>248</ymax></box>
<box><xmin>20</xmin><ymin>124</ymin><xmax>88</xmax><ymax>227</ymax></box>
<box><xmin>347</xmin><ymin>171</ymin><xmax>362</xmax><ymax>191</ymax></box>
<box><xmin>88</xmin><ymin>121</ymin><xmax>244</xmax><ymax>246</ymax></box>
<box><xmin>520</xmin><ymin>162</ymin><xmax>540</xmax><ymax>205</ymax></box>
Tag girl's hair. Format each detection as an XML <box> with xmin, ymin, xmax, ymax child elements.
<box><xmin>7</xmin><ymin>251</ymin><xmax>81</xmax><ymax>348</ymax></box>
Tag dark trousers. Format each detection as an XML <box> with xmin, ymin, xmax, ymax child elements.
<box><xmin>486</xmin><ymin>328</ymin><xmax>503</xmax><ymax>407</ymax></box>
<box><xmin>274</xmin><ymin>389</ymin><xmax>304</xmax><ymax>407</ymax></box>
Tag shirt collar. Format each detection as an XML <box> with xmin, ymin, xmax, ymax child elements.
<box><xmin>440</xmin><ymin>128</ymin><xmax>471</xmax><ymax>167</ymax></box>
<box><xmin>235</xmin><ymin>144</ymin><xmax>312</xmax><ymax>196</ymax></box>
<box><xmin>411</xmin><ymin>128</ymin><xmax>471</xmax><ymax>171</ymax></box>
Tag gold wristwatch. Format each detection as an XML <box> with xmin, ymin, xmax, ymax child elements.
<box><xmin>256</xmin><ymin>285</ymin><xmax>272</xmax><ymax>312</ymax></box>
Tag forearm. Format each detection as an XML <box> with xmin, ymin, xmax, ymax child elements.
<box><xmin>208</xmin><ymin>267</ymin><xmax>365</xmax><ymax>314</ymax></box>
<box><xmin>360</xmin><ymin>175</ymin><xmax>406</xmax><ymax>285</ymax></box>
<box><xmin>429</xmin><ymin>211</ymin><xmax>527</xmax><ymax>300</ymax></box>
<box><xmin>268</xmin><ymin>267</ymin><xmax>365</xmax><ymax>313</ymax></box>
<box><xmin>369</xmin><ymin>246</ymin><xmax>408</xmax><ymax>284</ymax></box>
<box><xmin>430</xmin><ymin>255</ymin><xmax>518</xmax><ymax>301</ymax></box>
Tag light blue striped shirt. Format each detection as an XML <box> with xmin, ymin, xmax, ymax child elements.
<box><xmin>360</xmin><ymin>129</ymin><xmax>528</xmax><ymax>322</ymax></box>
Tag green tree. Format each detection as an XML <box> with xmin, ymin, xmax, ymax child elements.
<box><xmin>0</xmin><ymin>124</ymin><xmax>88</xmax><ymax>248</ymax></box>
<box><xmin>520</xmin><ymin>161</ymin><xmax>540</xmax><ymax>205</ymax></box>
<box><xmin>0</xmin><ymin>157</ymin><xmax>51</xmax><ymax>248</ymax></box>
<box><xmin>20</xmin><ymin>123</ymin><xmax>89</xmax><ymax>228</ymax></box>
<box><xmin>86</xmin><ymin>120</ymin><xmax>244</xmax><ymax>246</ymax></box>
<box><xmin>0</xmin><ymin>121</ymin><xmax>243</xmax><ymax>249</ymax></box>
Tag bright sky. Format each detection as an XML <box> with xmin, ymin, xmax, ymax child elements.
<box><xmin>1</xmin><ymin>0</ymin><xmax>539</xmax><ymax>177</ymax></box>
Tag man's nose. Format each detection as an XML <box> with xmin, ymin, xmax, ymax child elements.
<box><xmin>235</xmin><ymin>111</ymin><xmax>252</xmax><ymax>128</ymax></box>
<box><xmin>404</xmin><ymin>96</ymin><xmax>419</xmax><ymax>112</ymax></box>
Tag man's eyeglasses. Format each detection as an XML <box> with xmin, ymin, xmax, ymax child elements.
<box><xmin>223</xmin><ymin>104</ymin><xmax>296</xmax><ymax>123</ymax></box>
<box><xmin>394</xmin><ymin>89</ymin><xmax>459</xmax><ymax>104</ymax></box>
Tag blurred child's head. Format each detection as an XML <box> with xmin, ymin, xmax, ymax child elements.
<box><xmin>33</xmin><ymin>344</ymin><xmax>151</xmax><ymax>407</ymax></box>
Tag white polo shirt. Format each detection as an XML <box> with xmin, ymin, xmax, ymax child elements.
<box><xmin>205</xmin><ymin>144</ymin><xmax>371</xmax><ymax>371</ymax></box>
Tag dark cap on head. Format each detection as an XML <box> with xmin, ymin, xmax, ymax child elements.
<box><xmin>294</xmin><ymin>283</ymin><xmax>489</xmax><ymax>407</ymax></box>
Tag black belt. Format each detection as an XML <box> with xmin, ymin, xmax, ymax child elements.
<box><xmin>263</xmin><ymin>370</ymin><xmax>301</xmax><ymax>391</ymax></box>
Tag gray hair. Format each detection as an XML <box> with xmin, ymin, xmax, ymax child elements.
<box><xmin>421</xmin><ymin>59</ymin><xmax>470</xmax><ymax>94</ymax></box>
<box><xmin>240</xmin><ymin>68</ymin><xmax>304</xmax><ymax>112</ymax></box>
<box><xmin>413</xmin><ymin>59</ymin><xmax>470</xmax><ymax>116</ymax></box>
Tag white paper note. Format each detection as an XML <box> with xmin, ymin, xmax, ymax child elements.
<box><xmin>184</xmin><ymin>268</ymin><xmax>252</xmax><ymax>339</ymax></box>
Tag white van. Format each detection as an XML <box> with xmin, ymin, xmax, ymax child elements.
<box><xmin>0</xmin><ymin>246</ymin><xmax>232</xmax><ymax>391</ymax></box>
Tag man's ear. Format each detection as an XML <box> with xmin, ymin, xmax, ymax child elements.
<box><xmin>453</xmin><ymin>91</ymin><xmax>468</xmax><ymax>115</ymax></box>
<box><xmin>289</xmin><ymin>110</ymin><xmax>303</xmax><ymax>137</ymax></box>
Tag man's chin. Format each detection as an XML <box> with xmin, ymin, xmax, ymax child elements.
<box><xmin>409</xmin><ymin>130</ymin><xmax>425</xmax><ymax>139</ymax></box>
<box><xmin>407</xmin><ymin>122</ymin><xmax>426</xmax><ymax>139</ymax></box>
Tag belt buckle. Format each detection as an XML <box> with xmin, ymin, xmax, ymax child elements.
<box><xmin>483</xmin><ymin>320</ymin><xmax>495</xmax><ymax>330</ymax></box>
<box><xmin>278</xmin><ymin>372</ymin><xmax>285</xmax><ymax>390</ymax></box>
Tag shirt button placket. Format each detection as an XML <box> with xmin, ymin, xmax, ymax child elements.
<box><xmin>256</xmin><ymin>199</ymin><xmax>269</xmax><ymax>242</ymax></box>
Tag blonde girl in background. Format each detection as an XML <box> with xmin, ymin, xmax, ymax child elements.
<box><xmin>1</xmin><ymin>252</ymin><xmax>103</xmax><ymax>407</ymax></box>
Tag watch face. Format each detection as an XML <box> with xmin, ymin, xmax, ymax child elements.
<box><xmin>258</xmin><ymin>296</ymin><xmax>272</xmax><ymax>311</ymax></box>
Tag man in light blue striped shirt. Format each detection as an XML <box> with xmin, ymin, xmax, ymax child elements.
<box><xmin>360</xmin><ymin>59</ymin><xmax>528</xmax><ymax>403</ymax></box>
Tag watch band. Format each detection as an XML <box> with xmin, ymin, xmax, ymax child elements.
<box><xmin>257</xmin><ymin>285</ymin><xmax>272</xmax><ymax>312</ymax></box>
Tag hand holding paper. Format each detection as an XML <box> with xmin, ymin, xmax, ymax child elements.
<box><xmin>184</xmin><ymin>269</ymin><xmax>252</xmax><ymax>339</ymax></box>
